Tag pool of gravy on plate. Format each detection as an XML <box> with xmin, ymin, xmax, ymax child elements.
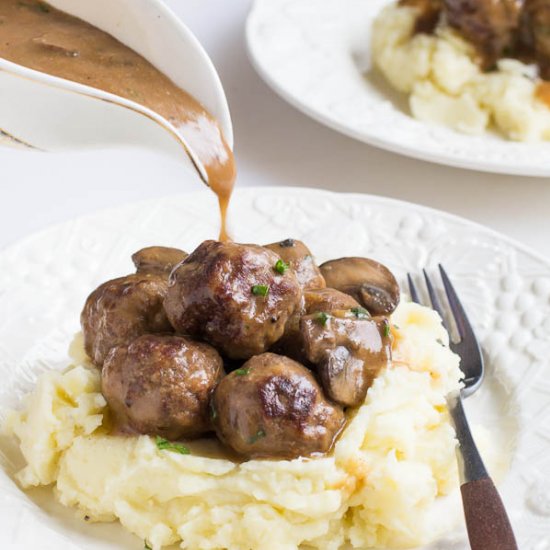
<box><xmin>0</xmin><ymin>0</ymin><xmax>235</xmax><ymax>240</ymax></box>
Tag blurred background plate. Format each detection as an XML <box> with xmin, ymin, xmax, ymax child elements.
<box><xmin>246</xmin><ymin>0</ymin><xmax>550</xmax><ymax>177</ymax></box>
<box><xmin>0</xmin><ymin>187</ymin><xmax>549</xmax><ymax>548</ymax></box>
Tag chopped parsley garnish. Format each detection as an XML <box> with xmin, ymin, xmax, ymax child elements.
<box><xmin>274</xmin><ymin>259</ymin><xmax>290</xmax><ymax>274</ymax></box>
<box><xmin>155</xmin><ymin>436</ymin><xmax>190</xmax><ymax>455</ymax></box>
<box><xmin>252</xmin><ymin>284</ymin><xmax>269</xmax><ymax>297</ymax></box>
<box><xmin>383</xmin><ymin>322</ymin><xmax>391</xmax><ymax>338</ymax></box>
<box><xmin>248</xmin><ymin>429</ymin><xmax>266</xmax><ymax>444</ymax></box>
<box><xmin>235</xmin><ymin>367</ymin><xmax>250</xmax><ymax>376</ymax></box>
<box><xmin>144</xmin><ymin>542</ymin><xmax>152</xmax><ymax>550</ymax></box>
<box><xmin>315</xmin><ymin>311</ymin><xmax>330</xmax><ymax>326</ymax></box>
<box><xmin>350</xmin><ymin>307</ymin><xmax>370</xmax><ymax>319</ymax></box>
<box><xmin>393</xmin><ymin>324</ymin><xmax>400</xmax><ymax>330</ymax></box>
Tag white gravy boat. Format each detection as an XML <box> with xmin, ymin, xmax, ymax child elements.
<box><xmin>0</xmin><ymin>0</ymin><xmax>233</xmax><ymax>185</ymax></box>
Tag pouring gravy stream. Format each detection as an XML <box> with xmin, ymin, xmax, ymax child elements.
<box><xmin>0</xmin><ymin>0</ymin><xmax>236</xmax><ymax>240</ymax></box>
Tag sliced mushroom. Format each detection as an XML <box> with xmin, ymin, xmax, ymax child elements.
<box><xmin>300</xmin><ymin>311</ymin><xmax>391</xmax><ymax>407</ymax></box>
<box><xmin>319</xmin><ymin>257</ymin><xmax>400</xmax><ymax>315</ymax></box>
<box><xmin>303</xmin><ymin>288</ymin><xmax>361</xmax><ymax>314</ymax></box>
<box><xmin>271</xmin><ymin>288</ymin><xmax>361</xmax><ymax>363</ymax></box>
<box><xmin>132</xmin><ymin>246</ymin><xmax>188</xmax><ymax>275</ymax></box>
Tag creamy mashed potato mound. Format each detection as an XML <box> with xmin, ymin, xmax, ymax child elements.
<box><xmin>372</xmin><ymin>4</ymin><xmax>550</xmax><ymax>141</ymax></box>
<box><xmin>4</xmin><ymin>302</ymin><xmax>464</xmax><ymax>550</ymax></box>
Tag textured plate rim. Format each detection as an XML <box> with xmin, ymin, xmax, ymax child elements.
<box><xmin>2</xmin><ymin>186</ymin><xmax>548</xmax><ymax>269</ymax></box>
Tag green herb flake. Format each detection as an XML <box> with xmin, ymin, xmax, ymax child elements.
<box><xmin>234</xmin><ymin>367</ymin><xmax>250</xmax><ymax>376</ymax></box>
<box><xmin>436</xmin><ymin>338</ymin><xmax>445</xmax><ymax>347</ymax></box>
<box><xmin>315</xmin><ymin>311</ymin><xmax>331</xmax><ymax>326</ymax></box>
<box><xmin>248</xmin><ymin>429</ymin><xmax>266</xmax><ymax>444</ymax></box>
<box><xmin>155</xmin><ymin>436</ymin><xmax>190</xmax><ymax>455</ymax></box>
<box><xmin>144</xmin><ymin>542</ymin><xmax>152</xmax><ymax>550</ymax></box>
<box><xmin>252</xmin><ymin>284</ymin><xmax>269</xmax><ymax>297</ymax></box>
<box><xmin>393</xmin><ymin>324</ymin><xmax>400</xmax><ymax>330</ymax></box>
<box><xmin>315</xmin><ymin>311</ymin><xmax>330</xmax><ymax>326</ymax></box>
<box><xmin>383</xmin><ymin>322</ymin><xmax>391</xmax><ymax>338</ymax></box>
<box><xmin>274</xmin><ymin>259</ymin><xmax>290</xmax><ymax>274</ymax></box>
<box><xmin>350</xmin><ymin>307</ymin><xmax>370</xmax><ymax>319</ymax></box>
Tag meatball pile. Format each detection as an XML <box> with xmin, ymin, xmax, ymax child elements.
<box><xmin>81</xmin><ymin>240</ymin><xmax>399</xmax><ymax>460</ymax></box>
<box><xmin>400</xmin><ymin>0</ymin><xmax>550</xmax><ymax>77</ymax></box>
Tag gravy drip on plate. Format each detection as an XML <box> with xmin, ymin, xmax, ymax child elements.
<box><xmin>535</xmin><ymin>81</ymin><xmax>550</xmax><ymax>108</ymax></box>
<box><xmin>0</xmin><ymin>0</ymin><xmax>236</xmax><ymax>240</ymax></box>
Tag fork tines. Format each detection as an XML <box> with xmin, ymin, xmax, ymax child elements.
<box><xmin>406</xmin><ymin>265</ymin><xmax>484</xmax><ymax>391</ymax></box>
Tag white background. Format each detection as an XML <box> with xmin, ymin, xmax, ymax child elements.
<box><xmin>1</xmin><ymin>0</ymin><xmax>549</xmax><ymax>257</ymax></box>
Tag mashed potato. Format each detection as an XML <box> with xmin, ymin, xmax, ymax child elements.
<box><xmin>4</xmin><ymin>302</ymin><xmax>465</xmax><ymax>550</ymax></box>
<box><xmin>372</xmin><ymin>4</ymin><xmax>550</xmax><ymax>141</ymax></box>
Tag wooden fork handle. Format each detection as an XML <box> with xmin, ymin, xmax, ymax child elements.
<box><xmin>461</xmin><ymin>477</ymin><xmax>518</xmax><ymax>550</ymax></box>
<box><xmin>447</xmin><ymin>392</ymin><xmax>518</xmax><ymax>549</ymax></box>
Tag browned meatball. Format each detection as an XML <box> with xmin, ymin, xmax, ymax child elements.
<box><xmin>300</xmin><ymin>310</ymin><xmax>391</xmax><ymax>407</ymax></box>
<box><xmin>400</xmin><ymin>0</ymin><xmax>443</xmax><ymax>33</ymax></box>
<box><xmin>264</xmin><ymin>239</ymin><xmax>326</xmax><ymax>290</ymax></box>
<box><xmin>443</xmin><ymin>0</ymin><xmax>524</xmax><ymax>68</ymax></box>
<box><xmin>132</xmin><ymin>246</ymin><xmax>188</xmax><ymax>275</ymax></box>
<box><xmin>273</xmin><ymin>288</ymin><xmax>362</xmax><ymax>362</ymax></box>
<box><xmin>102</xmin><ymin>334</ymin><xmax>224</xmax><ymax>439</ymax></box>
<box><xmin>211</xmin><ymin>353</ymin><xmax>345</xmax><ymax>459</ymax></box>
<box><xmin>164</xmin><ymin>240</ymin><xmax>302</xmax><ymax>359</ymax></box>
<box><xmin>81</xmin><ymin>274</ymin><xmax>172</xmax><ymax>366</ymax></box>
<box><xmin>520</xmin><ymin>0</ymin><xmax>550</xmax><ymax>78</ymax></box>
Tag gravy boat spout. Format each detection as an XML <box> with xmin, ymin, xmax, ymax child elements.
<box><xmin>0</xmin><ymin>0</ymin><xmax>234</xmax><ymax>186</ymax></box>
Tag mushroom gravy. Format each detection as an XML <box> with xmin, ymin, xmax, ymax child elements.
<box><xmin>0</xmin><ymin>0</ymin><xmax>235</xmax><ymax>240</ymax></box>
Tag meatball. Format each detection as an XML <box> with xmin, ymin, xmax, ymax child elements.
<box><xmin>300</xmin><ymin>310</ymin><xmax>392</xmax><ymax>407</ymax></box>
<box><xmin>211</xmin><ymin>353</ymin><xmax>345</xmax><ymax>459</ymax></box>
<box><xmin>132</xmin><ymin>246</ymin><xmax>188</xmax><ymax>275</ymax></box>
<box><xmin>164</xmin><ymin>240</ymin><xmax>302</xmax><ymax>359</ymax></box>
<box><xmin>443</xmin><ymin>0</ymin><xmax>524</xmax><ymax>68</ymax></box>
<box><xmin>264</xmin><ymin>239</ymin><xmax>326</xmax><ymax>290</ymax></box>
<box><xmin>102</xmin><ymin>334</ymin><xmax>224</xmax><ymax>439</ymax></box>
<box><xmin>81</xmin><ymin>273</ymin><xmax>172</xmax><ymax>366</ymax></box>
<box><xmin>520</xmin><ymin>0</ymin><xmax>550</xmax><ymax>78</ymax></box>
<box><xmin>273</xmin><ymin>288</ymin><xmax>361</xmax><ymax>362</ymax></box>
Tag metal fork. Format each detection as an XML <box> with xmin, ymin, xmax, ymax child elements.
<box><xmin>407</xmin><ymin>265</ymin><xmax>517</xmax><ymax>550</ymax></box>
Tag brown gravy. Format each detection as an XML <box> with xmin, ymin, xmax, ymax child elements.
<box><xmin>536</xmin><ymin>81</ymin><xmax>550</xmax><ymax>109</ymax></box>
<box><xmin>0</xmin><ymin>0</ymin><xmax>235</xmax><ymax>240</ymax></box>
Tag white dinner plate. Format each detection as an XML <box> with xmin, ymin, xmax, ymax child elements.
<box><xmin>0</xmin><ymin>187</ymin><xmax>549</xmax><ymax>549</ymax></box>
<box><xmin>246</xmin><ymin>0</ymin><xmax>550</xmax><ymax>177</ymax></box>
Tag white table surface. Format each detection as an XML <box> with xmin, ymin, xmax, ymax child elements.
<box><xmin>1</xmin><ymin>0</ymin><xmax>549</xmax><ymax>258</ymax></box>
